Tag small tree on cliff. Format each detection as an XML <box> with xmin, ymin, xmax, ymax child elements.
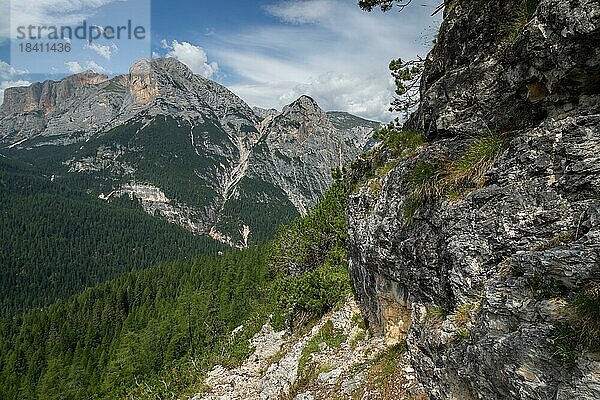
<box><xmin>358</xmin><ymin>0</ymin><xmax>414</xmax><ymax>12</ymax></box>
<box><xmin>358</xmin><ymin>0</ymin><xmax>428</xmax><ymax>119</ymax></box>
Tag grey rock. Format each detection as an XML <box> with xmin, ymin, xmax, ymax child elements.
<box><xmin>347</xmin><ymin>0</ymin><xmax>600</xmax><ymax>399</ymax></box>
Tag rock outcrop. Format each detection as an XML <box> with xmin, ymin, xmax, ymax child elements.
<box><xmin>347</xmin><ymin>0</ymin><xmax>600</xmax><ymax>399</ymax></box>
<box><xmin>193</xmin><ymin>298</ymin><xmax>427</xmax><ymax>400</ymax></box>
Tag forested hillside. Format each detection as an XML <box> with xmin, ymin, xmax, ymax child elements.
<box><xmin>0</xmin><ymin>155</ymin><xmax>224</xmax><ymax>318</ymax></box>
<box><xmin>0</xmin><ymin>177</ymin><xmax>351</xmax><ymax>399</ymax></box>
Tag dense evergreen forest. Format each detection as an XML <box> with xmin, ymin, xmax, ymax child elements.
<box><xmin>0</xmin><ymin>155</ymin><xmax>224</xmax><ymax>318</ymax></box>
<box><xmin>0</xmin><ymin>176</ymin><xmax>351</xmax><ymax>399</ymax></box>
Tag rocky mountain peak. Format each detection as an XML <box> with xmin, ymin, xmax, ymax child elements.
<box><xmin>267</xmin><ymin>95</ymin><xmax>333</xmax><ymax>137</ymax></box>
<box><xmin>281</xmin><ymin>95</ymin><xmax>328</xmax><ymax>121</ymax></box>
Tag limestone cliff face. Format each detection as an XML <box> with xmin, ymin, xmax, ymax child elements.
<box><xmin>347</xmin><ymin>0</ymin><xmax>600</xmax><ymax>399</ymax></box>
<box><xmin>0</xmin><ymin>72</ymin><xmax>111</xmax><ymax>145</ymax></box>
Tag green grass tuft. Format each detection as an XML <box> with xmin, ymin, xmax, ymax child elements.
<box><xmin>551</xmin><ymin>281</ymin><xmax>600</xmax><ymax>366</ymax></box>
<box><xmin>402</xmin><ymin>135</ymin><xmax>508</xmax><ymax>219</ymax></box>
<box><xmin>403</xmin><ymin>160</ymin><xmax>444</xmax><ymax>218</ymax></box>
<box><xmin>453</xmin><ymin>328</ymin><xmax>470</xmax><ymax>342</ymax></box>
<box><xmin>372</xmin><ymin>341</ymin><xmax>408</xmax><ymax>387</ymax></box>
<box><xmin>532</xmin><ymin>231</ymin><xmax>575</xmax><ymax>252</ymax></box>
<box><xmin>443</xmin><ymin>135</ymin><xmax>508</xmax><ymax>191</ymax></box>
<box><xmin>572</xmin><ymin>282</ymin><xmax>600</xmax><ymax>351</ymax></box>
<box><xmin>506</xmin><ymin>0</ymin><xmax>540</xmax><ymax>42</ymax></box>
<box><xmin>425</xmin><ymin>306</ymin><xmax>449</xmax><ymax>325</ymax></box>
<box><xmin>551</xmin><ymin>322</ymin><xmax>580</xmax><ymax>367</ymax></box>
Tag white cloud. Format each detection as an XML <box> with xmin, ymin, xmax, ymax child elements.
<box><xmin>0</xmin><ymin>61</ymin><xmax>30</xmax><ymax>104</ymax></box>
<box><xmin>162</xmin><ymin>40</ymin><xmax>219</xmax><ymax>78</ymax></box>
<box><xmin>282</xmin><ymin>72</ymin><xmax>394</xmax><ymax>121</ymax></box>
<box><xmin>208</xmin><ymin>0</ymin><xmax>440</xmax><ymax>121</ymax></box>
<box><xmin>65</xmin><ymin>60</ymin><xmax>108</xmax><ymax>74</ymax></box>
<box><xmin>84</xmin><ymin>42</ymin><xmax>118</xmax><ymax>60</ymax></box>
<box><xmin>264</xmin><ymin>0</ymin><xmax>335</xmax><ymax>24</ymax></box>
<box><xmin>0</xmin><ymin>61</ymin><xmax>27</xmax><ymax>80</ymax></box>
<box><xmin>0</xmin><ymin>80</ymin><xmax>32</xmax><ymax>105</ymax></box>
<box><xmin>65</xmin><ymin>61</ymin><xmax>84</xmax><ymax>74</ymax></box>
<box><xmin>5</xmin><ymin>0</ymin><xmax>122</xmax><ymax>41</ymax></box>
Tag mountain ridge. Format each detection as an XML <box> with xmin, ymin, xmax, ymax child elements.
<box><xmin>0</xmin><ymin>58</ymin><xmax>381</xmax><ymax>246</ymax></box>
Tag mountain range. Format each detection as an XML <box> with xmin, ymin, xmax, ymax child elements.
<box><xmin>0</xmin><ymin>58</ymin><xmax>379</xmax><ymax>247</ymax></box>
<box><xmin>0</xmin><ymin>58</ymin><xmax>378</xmax><ymax>317</ymax></box>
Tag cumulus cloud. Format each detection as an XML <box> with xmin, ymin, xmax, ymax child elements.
<box><xmin>65</xmin><ymin>60</ymin><xmax>108</xmax><ymax>74</ymax></box>
<box><xmin>84</xmin><ymin>42</ymin><xmax>118</xmax><ymax>60</ymax></box>
<box><xmin>0</xmin><ymin>61</ymin><xmax>27</xmax><ymax>80</ymax></box>
<box><xmin>5</xmin><ymin>0</ymin><xmax>122</xmax><ymax>41</ymax></box>
<box><xmin>162</xmin><ymin>40</ymin><xmax>219</xmax><ymax>78</ymax></box>
<box><xmin>282</xmin><ymin>73</ymin><xmax>394</xmax><ymax>120</ymax></box>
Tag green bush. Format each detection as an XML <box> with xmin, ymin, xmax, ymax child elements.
<box><xmin>273</xmin><ymin>244</ymin><xmax>352</xmax><ymax>323</ymax></box>
<box><xmin>349</xmin><ymin>126</ymin><xmax>426</xmax><ymax>189</ymax></box>
<box><xmin>269</xmin><ymin>181</ymin><xmax>348</xmax><ymax>275</ymax></box>
<box><xmin>374</xmin><ymin>127</ymin><xmax>425</xmax><ymax>157</ymax></box>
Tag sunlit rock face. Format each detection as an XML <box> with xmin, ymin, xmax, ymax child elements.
<box><xmin>347</xmin><ymin>0</ymin><xmax>600</xmax><ymax>399</ymax></box>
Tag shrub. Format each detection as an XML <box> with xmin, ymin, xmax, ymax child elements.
<box><xmin>374</xmin><ymin>128</ymin><xmax>425</xmax><ymax>156</ymax></box>
<box><xmin>269</xmin><ymin>181</ymin><xmax>348</xmax><ymax>275</ymax></box>
<box><xmin>349</xmin><ymin>125</ymin><xmax>426</xmax><ymax>191</ymax></box>
<box><xmin>507</xmin><ymin>0</ymin><xmax>540</xmax><ymax>41</ymax></box>
<box><xmin>272</xmin><ymin>244</ymin><xmax>352</xmax><ymax>326</ymax></box>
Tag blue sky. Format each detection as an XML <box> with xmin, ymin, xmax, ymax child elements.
<box><xmin>0</xmin><ymin>0</ymin><xmax>441</xmax><ymax>121</ymax></box>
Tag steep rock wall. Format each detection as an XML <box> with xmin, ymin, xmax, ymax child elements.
<box><xmin>347</xmin><ymin>0</ymin><xmax>600</xmax><ymax>398</ymax></box>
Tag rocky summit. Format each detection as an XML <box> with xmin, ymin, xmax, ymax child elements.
<box><xmin>0</xmin><ymin>58</ymin><xmax>379</xmax><ymax>246</ymax></box>
<box><xmin>347</xmin><ymin>0</ymin><xmax>600</xmax><ymax>399</ymax></box>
